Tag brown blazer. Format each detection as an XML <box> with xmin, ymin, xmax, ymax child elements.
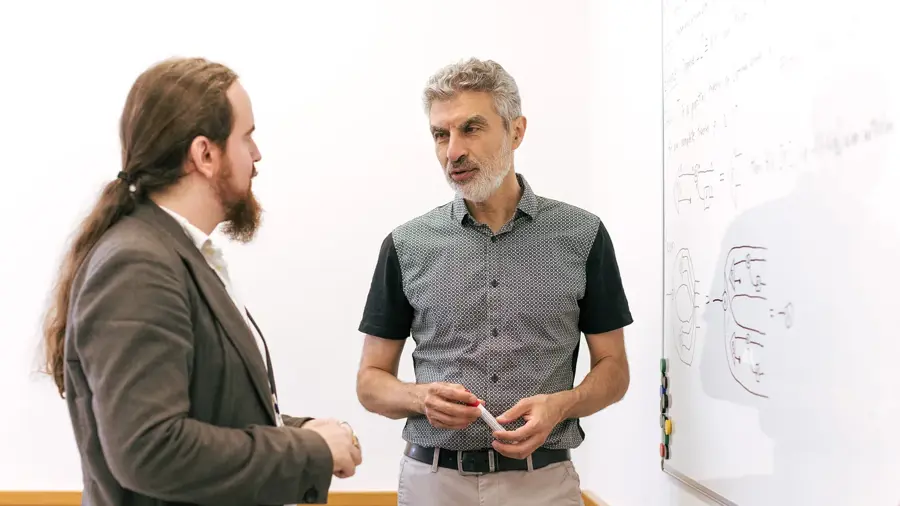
<box><xmin>64</xmin><ymin>202</ymin><xmax>333</xmax><ymax>506</ymax></box>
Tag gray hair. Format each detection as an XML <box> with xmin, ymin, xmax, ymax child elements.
<box><xmin>422</xmin><ymin>57</ymin><xmax>522</xmax><ymax>130</ymax></box>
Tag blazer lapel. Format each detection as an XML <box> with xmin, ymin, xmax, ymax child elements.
<box><xmin>131</xmin><ymin>203</ymin><xmax>278</xmax><ymax>425</ymax></box>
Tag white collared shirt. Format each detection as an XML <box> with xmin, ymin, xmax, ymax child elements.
<box><xmin>158</xmin><ymin>206</ymin><xmax>283</xmax><ymax>427</ymax></box>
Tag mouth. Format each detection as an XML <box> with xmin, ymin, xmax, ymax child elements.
<box><xmin>449</xmin><ymin>167</ymin><xmax>478</xmax><ymax>182</ymax></box>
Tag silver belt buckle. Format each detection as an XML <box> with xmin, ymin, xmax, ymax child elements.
<box><xmin>457</xmin><ymin>450</ymin><xmax>493</xmax><ymax>476</ymax></box>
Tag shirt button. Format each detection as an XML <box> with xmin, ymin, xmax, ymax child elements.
<box><xmin>491</xmin><ymin>328</ymin><xmax>499</xmax><ymax>337</ymax></box>
<box><xmin>491</xmin><ymin>236</ymin><xmax>498</xmax><ymax>243</ymax></box>
<box><xmin>490</xmin><ymin>279</ymin><xmax>499</xmax><ymax>288</ymax></box>
<box><xmin>491</xmin><ymin>374</ymin><xmax>499</xmax><ymax>383</ymax></box>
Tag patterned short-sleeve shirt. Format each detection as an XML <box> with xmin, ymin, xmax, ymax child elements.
<box><xmin>359</xmin><ymin>173</ymin><xmax>633</xmax><ymax>451</ymax></box>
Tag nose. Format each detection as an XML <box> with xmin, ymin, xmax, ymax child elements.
<box><xmin>251</xmin><ymin>139</ymin><xmax>262</xmax><ymax>164</ymax></box>
<box><xmin>447</xmin><ymin>134</ymin><xmax>467</xmax><ymax>166</ymax></box>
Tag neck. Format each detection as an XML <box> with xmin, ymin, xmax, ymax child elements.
<box><xmin>466</xmin><ymin>171</ymin><xmax>522</xmax><ymax>233</ymax></box>
<box><xmin>150</xmin><ymin>182</ymin><xmax>222</xmax><ymax>236</ymax></box>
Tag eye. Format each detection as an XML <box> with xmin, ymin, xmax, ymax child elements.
<box><xmin>433</xmin><ymin>131</ymin><xmax>447</xmax><ymax>140</ymax></box>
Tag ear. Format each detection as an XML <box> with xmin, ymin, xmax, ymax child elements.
<box><xmin>187</xmin><ymin>135</ymin><xmax>222</xmax><ymax>179</ymax></box>
<box><xmin>511</xmin><ymin>116</ymin><xmax>527</xmax><ymax>150</ymax></box>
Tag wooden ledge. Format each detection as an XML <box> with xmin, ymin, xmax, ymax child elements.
<box><xmin>0</xmin><ymin>491</ymin><xmax>605</xmax><ymax>506</ymax></box>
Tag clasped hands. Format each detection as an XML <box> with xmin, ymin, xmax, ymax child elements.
<box><xmin>420</xmin><ymin>382</ymin><xmax>566</xmax><ymax>460</ymax></box>
<box><xmin>301</xmin><ymin>418</ymin><xmax>363</xmax><ymax>478</ymax></box>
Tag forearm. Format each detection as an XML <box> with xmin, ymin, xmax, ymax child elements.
<box><xmin>103</xmin><ymin>418</ymin><xmax>333</xmax><ymax>505</ymax></box>
<box><xmin>553</xmin><ymin>356</ymin><xmax>630</xmax><ymax>420</ymax></box>
<box><xmin>357</xmin><ymin>367</ymin><xmax>423</xmax><ymax>419</ymax></box>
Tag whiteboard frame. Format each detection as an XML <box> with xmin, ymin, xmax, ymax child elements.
<box><xmin>657</xmin><ymin>0</ymin><xmax>736</xmax><ymax>504</ymax></box>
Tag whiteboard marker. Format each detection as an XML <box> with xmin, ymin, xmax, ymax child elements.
<box><xmin>473</xmin><ymin>400</ymin><xmax>505</xmax><ymax>433</ymax></box>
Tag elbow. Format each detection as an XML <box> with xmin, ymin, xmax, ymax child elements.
<box><xmin>355</xmin><ymin>369</ymin><xmax>379</xmax><ymax>414</ymax></box>
<box><xmin>105</xmin><ymin>421</ymin><xmax>185</xmax><ymax>499</ymax></box>
<box><xmin>355</xmin><ymin>368</ymin><xmax>408</xmax><ymax>420</ymax></box>
<box><xmin>616</xmin><ymin>359</ymin><xmax>631</xmax><ymax>402</ymax></box>
<box><xmin>107</xmin><ymin>446</ymin><xmax>161</xmax><ymax>496</ymax></box>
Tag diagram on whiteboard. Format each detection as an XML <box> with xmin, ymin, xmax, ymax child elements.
<box><xmin>668</xmin><ymin>248</ymin><xmax>701</xmax><ymax>366</ymax></box>
<box><xmin>707</xmin><ymin>245</ymin><xmax>794</xmax><ymax>398</ymax></box>
<box><xmin>673</xmin><ymin>162</ymin><xmax>719</xmax><ymax>213</ymax></box>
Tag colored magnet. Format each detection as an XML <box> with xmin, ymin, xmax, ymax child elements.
<box><xmin>660</xmin><ymin>384</ymin><xmax>666</xmax><ymax>395</ymax></box>
<box><xmin>661</xmin><ymin>375</ymin><xmax>668</xmax><ymax>389</ymax></box>
<box><xmin>659</xmin><ymin>443</ymin><xmax>669</xmax><ymax>459</ymax></box>
<box><xmin>660</xmin><ymin>414</ymin><xmax>668</xmax><ymax>428</ymax></box>
<box><xmin>663</xmin><ymin>432</ymin><xmax>669</xmax><ymax>445</ymax></box>
<box><xmin>660</xmin><ymin>358</ymin><xmax>667</xmax><ymax>374</ymax></box>
<box><xmin>665</xmin><ymin>419</ymin><xmax>673</xmax><ymax>435</ymax></box>
<box><xmin>660</xmin><ymin>393</ymin><xmax>669</xmax><ymax>412</ymax></box>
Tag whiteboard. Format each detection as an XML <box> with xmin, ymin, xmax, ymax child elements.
<box><xmin>661</xmin><ymin>0</ymin><xmax>900</xmax><ymax>504</ymax></box>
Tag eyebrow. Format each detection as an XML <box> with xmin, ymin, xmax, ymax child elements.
<box><xmin>460</xmin><ymin>115</ymin><xmax>489</xmax><ymax>129</ymax></box>
<box><xmin>430</xmin><ymin>115</ymin><xmax>490</xmax><ymax>135</ymax></box>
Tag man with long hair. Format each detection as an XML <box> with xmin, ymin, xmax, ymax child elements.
<box><xmin>41</xmin><ymin>57</ymin><xmax>361</xmax><ymax>505</ymax></box>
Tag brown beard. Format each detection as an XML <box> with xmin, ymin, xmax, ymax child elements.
<box><xmin>216</xmin><ymin>159</ymin><xmax>263</xmax><ymax>243</ymax></box>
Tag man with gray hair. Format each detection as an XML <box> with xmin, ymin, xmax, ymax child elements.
<box><xmin>356</xmin><ymin>57</ymin><xmax>633</xmax><ymax>505</ymax></box>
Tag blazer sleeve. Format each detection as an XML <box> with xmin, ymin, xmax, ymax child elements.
<box><xmin>281</xmin><ymin>415</ymin><xmax>313</xmax><ymax>428</ymax></box>
<box><xmin>69</xmin><ymin>242</ymin><xmax>333</xmax><ymax>505</ymax></box>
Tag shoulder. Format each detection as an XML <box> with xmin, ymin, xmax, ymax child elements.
<box><xmin>389</xmin><ymin>202</ymin><xmax>454</xmax><ymax>249</ymax></box>
<box><xmin>537</xmin><ymin>196</ymin><xmax>602</xmax><ymax>225</ymax></box>
<box><xmin>80</xmin><ymin>215</ymin><xmax>181</xmax><ymax>281</ymax></box>
<box><xmin>533</xmin><ymin>196</ymin><xmax>607</xmax><ymax>249</ymax></box>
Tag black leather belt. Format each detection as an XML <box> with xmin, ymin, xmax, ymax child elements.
<box><xmin>404</xmin><ymin>442</ymin><xmax>570</xmax><ymax>474</ymax></box>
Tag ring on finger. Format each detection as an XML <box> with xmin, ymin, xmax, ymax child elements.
<box><xmin>341</xmin><ymin>421</ymin><xmax>360</xmax><ymax>448</ymax></box>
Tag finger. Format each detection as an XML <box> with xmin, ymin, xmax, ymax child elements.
<box><xmin>437</xmin><ymin>384</ymin><xmax>479</xmax><ymax>405</ymax></box>
<box><xmin>350</xmin><ymin>444</ymin><xmax>363</xmax><ymax>465</ymax></box>
<box><xmin>427</xmin><ymin>399</ymin><xmax>481</xmax><ymax>420</ymax></box>
<box><xmin>428</xmin><ymin>413</ymin><xmax>469</xmax><ymax>430</ymax></box>
<box><xmin>426</xmin><ymin>411</ymin><xmax>459</xmax><ymax>429</ymax></box>
<box><xmin>496</xmin><ymin>399</ymin><xmax>531</xmax><ymax>424</ymax></box>
<box><xmin>492</xmin><ymin>419</ymin><xmax>539</xmax><ymax>442</ymax></box>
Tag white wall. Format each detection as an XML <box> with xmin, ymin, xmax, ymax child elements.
<box><xmin>0</xmin><ymin>0</ymin><xmax>598</xmax><ymax>494</ymax></box>
<box><xmin>581</xmin><ymin>0</ymin><xmax>717</xmax><ymax>505</ymax></box>
<box><xmin>0</xmin><ymin>1</ymin><xmax>728</xmax><ymax>503</ymax></box>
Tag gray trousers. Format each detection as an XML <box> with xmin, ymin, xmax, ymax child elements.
<box><xmin>396</xmin><ymin>450</ymin><xmax>585</xmax><ymax>506</ymax></box>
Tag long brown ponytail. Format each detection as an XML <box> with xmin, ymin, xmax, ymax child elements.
<box><xmin>41</xmin><ymin>57</ymin><xmax>238</xmax><ymax>397</ymax></box>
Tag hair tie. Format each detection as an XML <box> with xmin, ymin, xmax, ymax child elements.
<box><xmin>117</xmin><ymin>171</ymin><xmax>136</xmax><ymax>193</ymax></box>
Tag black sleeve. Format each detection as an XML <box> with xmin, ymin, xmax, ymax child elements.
<box><xmin>358</xmin><ymin>232</ymin><xmax>414</xmax><ymax>340</ymax></box>
<box><xmin>578</xmin><ymin>220</ymin><xmax>634</xmax><ymax>334</ymax></box>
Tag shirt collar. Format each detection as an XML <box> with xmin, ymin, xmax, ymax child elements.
<box><xmin>158</xmin><ymin>205</ymin><xmax>214</xmax><ymax>253</ymax></box>
<box><xmin>451</xmin><ymin>172</ymin><xmax>539</xmax><ymax>224</ymax></box>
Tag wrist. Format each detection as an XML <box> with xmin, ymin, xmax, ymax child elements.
<box><xmin>409</xmin><ymin>383</ymin><xmax>427</xmax><ymax>415</ymax></box>
<box><xmin>549</xmin><ymin>390</ymin><xmax>580</xmax><ymax>422</ymax></box>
